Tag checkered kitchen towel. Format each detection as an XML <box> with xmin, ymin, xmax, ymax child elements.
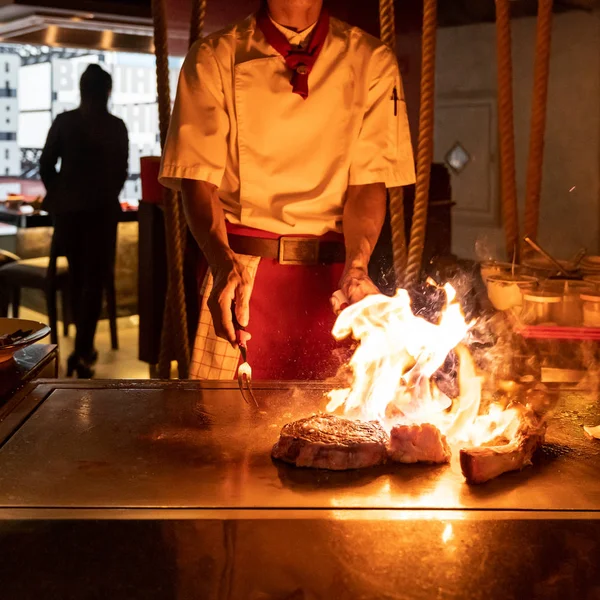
<box><xmin>189</xmin><ymin>255</ymin><xmax>261</xmax><ymax>380</ymax></box>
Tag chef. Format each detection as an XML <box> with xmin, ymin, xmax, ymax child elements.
<box><xmin>159</xmin><ymin>0</ymin><xmax>415</xmax><ymax>380</ymax></box>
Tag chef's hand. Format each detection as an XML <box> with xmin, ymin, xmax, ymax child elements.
<box><xmin>339</xmin><ymin>266</ymin><xmax>380</xmax><ymax>305</ymax></box>
<box><xmin>208</xmin><ymin>257</ymin><xmax>253</xmax><ymax>346</ymax></box>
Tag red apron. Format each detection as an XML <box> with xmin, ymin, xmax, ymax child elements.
<box><xmin>195</xmin><ymin>223</ymin><xmax>352</xmax><ymax>380</ymax></box>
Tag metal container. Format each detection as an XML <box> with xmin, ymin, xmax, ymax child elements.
<box><xmin>521</xmin><ymin>291</ymin><xmax>562</xmax><ymax>325</ymax></box>
<box><xmin>541</xmin><ymin>280</ymin><xmax>594</xmax><ymax>326</ymax></box>
<box><xmin>522</xmin><ymin>255</ymin><xmax>573</xmax><ymax>278</ymax></box>
<box><xmin>581</xmin><ymin>292</ymin><xmax>600</xmax><ymax>327</ymax></box>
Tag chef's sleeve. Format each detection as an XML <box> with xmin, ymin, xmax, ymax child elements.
<box><xmin>159</xmin><ymin>41</ymin><xmax>229</xmax><ymax>190</ymax></box>
<box><xmin>348</xmin><ymin>46</ymin><xmax>415</xmax><ymax>188</ymax></box>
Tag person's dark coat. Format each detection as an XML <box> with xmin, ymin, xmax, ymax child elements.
<box><xmin>40</xmin><ymin>108</ymin><xmax>129</xmax><ymax>215</ymax></box>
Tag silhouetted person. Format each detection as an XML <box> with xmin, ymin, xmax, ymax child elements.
<box><xmin>40</xmin><ymin>64</ymin><xmax>129</xmax><ymax>378</ymax></box>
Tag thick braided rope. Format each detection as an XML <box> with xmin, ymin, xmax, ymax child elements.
<box><xmin>379</xmin><ymin>0</ymin><xmax>396</xmax><ymax>50</ymax></box>
<box><xmin>180</xmin><ymin>0</ymin><xmax>208</xmax><ymax>243</ymax></box>
<box><xmin>495</xmin><ymin>0</ymin><xmax>520</xmax><ymax>263</ymax></box>
<box><xmin>404</xmin><ymin>0</ymin><xmax>437</xmax><ymax>290</ymax></box>
<box><xmin>189</xmin><ymin>0</ymin><xmax>207</xmax><ymax>49</ymax></box>
<box><xmin>379</xmin><ymin>0</ymin><xmax>407</xmax><ymax>286</ymax></box>
<box><xmin>160</xmin><ymin>189</ymin><xmax>190</xmax><ymax>379</ymax></box>
<box><xmin>152</xmin><ymin>0</ymin><xmax>190</xmax><ymax>378</ymax></box>
<box><xmin>523</xmin><ymin>0</ymin><xmax>553</xmax><ymax>248</ymax></box>
<box><xmin>389</xmin><ymin>187</ymin><xmax>407</xmax><ymax>286</ymax></box>
<box><xmin>170</xmin><ymin>0</ymin><xmax>209</xmax><ymax>353</ymax></box>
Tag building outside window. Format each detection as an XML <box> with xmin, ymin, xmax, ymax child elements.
<box><xmin>0</xmin><ymin>44</ymin><xmax>183</xmax><ymax>202</ymax></box>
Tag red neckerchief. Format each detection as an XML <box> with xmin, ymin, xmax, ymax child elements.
<box><xmin>256</xmin><ymin>7</ymin><xmax>330</xmax><ymax>100</ymax></box>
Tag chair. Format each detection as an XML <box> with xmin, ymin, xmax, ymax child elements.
<box><xmin>0</xmin><ymin>238</ymin><xmax>119</xmax><ymax>349</ymax></box>
<box><xmin>0</xmin><ymin>249</ymin><xmax>19</xmax><ymax>317</ymax></box>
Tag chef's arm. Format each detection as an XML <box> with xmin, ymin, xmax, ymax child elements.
<box><xmin>181</xmin><ymin>178</ymin><xmax>251</xmax><ymax>345</ymax></box>
<box><xmin>340</xmin><ymin>182</ymin><xmax>386</xmax><ymax>303</ymax></box>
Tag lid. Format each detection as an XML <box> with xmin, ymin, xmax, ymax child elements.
<box><xmin>487</xmin><ymin>274</ymin><xmax>538</xmax><ymax>285</ymax></box>
<box><xmin>523</xmin><ymin>292</ymin><xmax>562</xmax><ymax>303</ymax></box>
<box><xmin>542</xmin><ymin>280</ymin><xmax>593</xmax><ymax>294</ymax></box>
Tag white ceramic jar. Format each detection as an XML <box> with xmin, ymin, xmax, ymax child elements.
<box><xmin>486</xmin><ymin>274</ymin><xmax>538</xmax><ymax>312</ymax></box>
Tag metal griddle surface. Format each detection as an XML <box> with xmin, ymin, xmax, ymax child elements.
<box><xmin>0</xmin><ymin>380</ymin><xmax>599</xmax><ymax>514</ymax></box>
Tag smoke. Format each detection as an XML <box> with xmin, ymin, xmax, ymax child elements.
<box><xmin>475</xmin><ymin>235</ymin><xmax>505</xmax><ymax>263</ymax></box>
<box><xmin>424</xmin><ymin>260</ymin><xmax>545</xmax><ymax>409</ymax></box>
<box><xmin>427</xmin><ymin>257</ymin><xmax>600</xmax><ymax>422</ymax></box>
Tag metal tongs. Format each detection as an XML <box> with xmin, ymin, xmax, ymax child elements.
<box><xmin>231</xmin><ymin>304</ymin><xmax>259</xmax><ymax>408</ymax></box>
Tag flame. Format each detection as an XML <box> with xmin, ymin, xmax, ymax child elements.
<box><xmin>326</xmin><ymin>286</ymin><xmax>522</xmax><ymax>447</ymax></box>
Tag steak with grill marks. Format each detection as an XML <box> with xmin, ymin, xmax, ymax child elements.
<box><xmin>272</xmin><ymin>414</ymin><xmax>389</xmax><ymax>470</ymax></box>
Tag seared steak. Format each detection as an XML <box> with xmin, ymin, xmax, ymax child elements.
<box><xmin>388</xmin><ymin>423</ymin><xmax>451</xmax><ymax>464</ymax></box>
<box><xmin>460</xmin><ymin>426</ymin><xmax>546</xmax><ymax>484</ymax></box>
<box><xmin>460</xmin><ymin>413</ymin><xmax>547</xmax><ymax>484</ymax></box>
<box><xmin>272</xmin><ymin>414</ymin><xmax>388</xmax><ymax>470</ymax></box>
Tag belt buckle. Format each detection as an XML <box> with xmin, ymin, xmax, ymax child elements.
<box><xmin>278</xmin><ymin>237</ymin><xmax>320</xmax><ymax>266</ymax></box>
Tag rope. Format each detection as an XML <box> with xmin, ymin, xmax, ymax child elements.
<box><xmin>153</xmin><ymin>0</ymin><xmax>171</xmax><ymax>152</ymax></box>
<box><xmin>152</xmin><ymin>0</ymin><xmax>190</xmax><ymax>378</ymax></box>
<box><xmin>189</xmin><ymin>0</ymin><xmax>207</xmax><ymax>48</ymax></box>
<box><xmin>495</xmin><ymin>0</ymin><xmax>520</xmax><ymax>263</ymax></box>
<box><xmin>181</xmin><ymin>1</ymin><xmax>208</xmax><ymax>246</ymax></box>
<box><xmin>389</xmin><ymin>188</ymin><xmax>407</xmax><ymax>286</ymax></box>
<box><xmin>379</xmin><ymin>0</ymin><xmax>397</xmax><ymax>50</ymax></box>
<box><xmin>404</xmin><ymin>0</ymin><xmax>437</xmax><ymax>290</ymax></box>
<box><xmin>523</xmin><ymin>0</ymin><xmax>553</xmax><ymax>248</ymax></box>
<box><xmin>378</xmin><ymin>0</ymin><xmax>407</xmax><ymax>286</ymax></box>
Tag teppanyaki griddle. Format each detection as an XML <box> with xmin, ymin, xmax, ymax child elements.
<box><xmin>0</xmin><ymin>379</ymin><xmax>598</xmax><ymax>600</ymax></box>
<box><xmin>0</xmin><ymin>379</ymin><xmax>598</xmax><ymax>514</ymax></box>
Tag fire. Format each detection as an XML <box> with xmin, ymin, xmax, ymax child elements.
<box><xmin>326</xmin><ymin>285</ymin><xmax>522</xmax><ymax>447</ymax></box>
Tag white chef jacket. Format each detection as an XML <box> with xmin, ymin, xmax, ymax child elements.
<box><xmin>159</xmin><ymin>13</ymin><xmax>415</xmax><ymax>236</ymax></box>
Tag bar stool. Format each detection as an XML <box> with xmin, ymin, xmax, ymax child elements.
<box><xmin>0</xmin><ymin>239</ymin><xmax>119</xmax><ymax>348</ymax></box>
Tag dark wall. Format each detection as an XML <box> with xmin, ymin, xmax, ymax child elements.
<box><xmin>166</xmin><ymin>0</ymin><xmax>424</xmax><ymax>39</ymax></box>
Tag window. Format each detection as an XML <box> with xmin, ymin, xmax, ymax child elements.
<box><xmin>4</xmin><ymin>63</ymin><xmax>9</xmax><ymax>73</ymax></box>
<box><xmin>4</xmin><ymin>149</ymin><xmax>8</xmax><ymax>159</ymax></box>
<box><xmin>5</xmin><ymin>167</ymin><xmax>9</xmax><ymax>175</ymax></box>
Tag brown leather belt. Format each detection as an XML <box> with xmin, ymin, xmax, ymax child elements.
<box><xmin>228</xmin><ymin>234</ymin><xmax>345</xmax><ymax>265</ymax></box>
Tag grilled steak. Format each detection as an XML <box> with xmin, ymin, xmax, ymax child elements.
<box><xmin>388</xmin><ymin>423</ymin><xmax>451</xmax><ymax>464</ymax></box>
<box><xmin>460</xmin><ymin>414</ymin><xmax>547</xmax><ymax>484</ymax></box>
<box><xmin>272</xmin><ymin>414</ymin><xmax>389</xmax><ymax>470</ymax></box>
